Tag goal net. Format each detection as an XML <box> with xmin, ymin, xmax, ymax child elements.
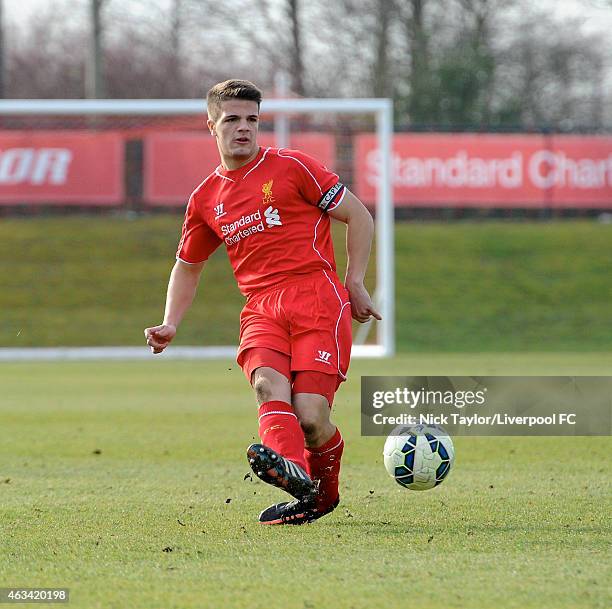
<box><xmin>0</xmin><ymin>98</ymin><xmax>394</xmax><ymax>359</ymax></box>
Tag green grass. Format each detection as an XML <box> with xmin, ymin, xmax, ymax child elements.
<box><xmin>1</xmin><ymin>216</ymin><xmax>611</xmax><ymax>350</ymax></box>
<box><xmin>1</xmin><ymin>354</ymin><xmax>610</xmax><ymax>609</ymax></box>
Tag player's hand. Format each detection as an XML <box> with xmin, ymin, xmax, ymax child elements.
<box><xmin>144</xmin><ymin>324</ymin><xmax>177</xmax><ymax>354</ymax></box>
<box><xmin>345</xmin><ymin>281</ymin><xmax>382</xmax><ymax>323</ymax></box>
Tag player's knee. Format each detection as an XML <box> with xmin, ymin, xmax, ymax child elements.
<box><xmin>251</xmin><ymin>367</ymin><xmax>292</xmax><ymax>404</ymax></box>
<box><xmin>299</xmin><ymin>417</ymin><xmax>325</xmax><ymax>441</ymax></box>
<box><xmin>253</xmin><ymin>375</ymin><xmax>274</xmax><ymax>404</ymax></box>
<box><xmin>296</xmin><ymin>402</ymin><xmax>329</xmax><ymax>439</ymax></box>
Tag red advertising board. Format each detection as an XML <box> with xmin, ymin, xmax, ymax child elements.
<box><xmin>144</xmin><ymin>133</ymin><xmax>336</xmax><ymax>205</ymax></box>
<box><xmin>0</xmin><ymin>132</ymin><xmax>124</xmax><ymax>205</ymax></box>
<box><xmin>355</xmin><ymin>134</ymin><xmax>612</xmax><ymax>207</ymax></box>
<box><xmin>3</xmin><ymin>131</ymin><xmax>609</xmax><ymax>208</ymax></box>
<box><xmin>546</xmin><ymin>136</ymin><xmax>612</xmax><ymax>206</ymax></box>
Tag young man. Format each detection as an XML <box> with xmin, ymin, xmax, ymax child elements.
<box><xmin>144</xmin><ymin>79</ymin><xmax>380</xmax><ymax>525</ymax></box>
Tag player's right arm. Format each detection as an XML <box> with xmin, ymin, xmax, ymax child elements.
<box><xmin>144</xmin><ymin>190</ymin><xmax>222</xmax><ymax>354</ymax></box>
<box><xmin>144</xmin><ymin>260</ymin><xmax>205</xmax><ymax>354</ymax></box>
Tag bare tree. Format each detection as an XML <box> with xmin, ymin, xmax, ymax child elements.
<box><xmin>102</xmin><ymin>0</ymin><xmax>211</xmax><ymax>98</ymax></box>
<box><xmin>494</xmin><ymin>7</ymin><xmax>607</xmax><ymax>128</ymax></box>
<box><xmin>0</xmin><ymin>0</ymin><xmax>5</xmax><ymax>98</ymax></box>
<box><xmin>6</xmin><ymin>1</ymin><xmax>87</xmax><ymax>98</ymax></box>
<box><xmin>168</xmin><ymin>0</ymin><xmax>185</xmax><ymax>96</ymax></box>
<box><xmin>372</xmin><ymin>0</ymin><xmax>394</xmax><ymax>97</ymax></box>
<box><xmin>403</xmin><ymin>0</ymin><xmax>431</xmax><ymax>121</ymax></box>
<box><xmin>1</xmin><ymin>0</ymin><xmax>609</xmax><ymax>129</ymax></box>
<box><xmin>287</xmin><ymin>0</ymin><xmax>305</xmax><ymax>96</ymax></box>
<box><xmin>86</xmin><ymin>0</ymin><xmax>105</xmax><ymax>98</ymax></box>
<box><xmin>183</xmin><ymin>0</ymin><xmax>288</xmax><ymax>92</ymax></box>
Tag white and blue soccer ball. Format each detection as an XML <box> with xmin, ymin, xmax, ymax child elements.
<box><xmin>383</xmin><ymin>424</ymin><xmax>455</xmax><ymax>490</ymax></box>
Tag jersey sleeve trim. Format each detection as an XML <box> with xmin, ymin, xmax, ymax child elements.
<box><xmin>176</xmin><ymin>256</ymin><xmax>207</xmax><ymax>265</ymax></box>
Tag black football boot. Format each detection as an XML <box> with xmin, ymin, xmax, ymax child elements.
<box><xmin>258</xmin><ymin>496</ymin><xmax>340</xmax><ymax>525</ymax></box>
<box><xmin>247</xmin><ymin>443</ymin><xmax>316</xmax><ymax>501</ymax></box>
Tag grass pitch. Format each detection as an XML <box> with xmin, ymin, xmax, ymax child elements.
<box><xmin>2</xmin><ymin>216</ymin><xmax>611</xmax><ymax>350</ymax></box>
<box><xmin>1</xmin><ymin>354</ymin><xmax>610</xmax><ymax>609</ymax></box>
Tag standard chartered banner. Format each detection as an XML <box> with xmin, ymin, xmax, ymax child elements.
<box><xmin>355</xmin><ymin>134</ymin><xmax>612</xmax><ymax>207</ymax></box>
<box><xmin>361</xmin><ymin>377</ymin><xmax>612</xmax><ymax>436</ymax></box>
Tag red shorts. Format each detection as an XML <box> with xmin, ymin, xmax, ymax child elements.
<box><xmin>237</xmin><ymin>270</ymin><xmax>352</xmax><ymax>385</ymax></box>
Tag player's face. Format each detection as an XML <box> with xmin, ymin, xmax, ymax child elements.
<box><xmin>208</xmin><ymin>100</ymin><xmax>259</xmax><ymax>165</ymax></box>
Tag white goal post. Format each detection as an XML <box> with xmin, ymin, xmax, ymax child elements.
<box><xmin>0</xmin><ymin>97</ymin><xmax>394</xmax><ymax>360</ymax></box>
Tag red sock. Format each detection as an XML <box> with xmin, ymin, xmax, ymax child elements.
<box><xmin>258</xmin><ymin>401</ymin><xmax>307</xmax><ymax>471</ymax></box>
<box><xmin>304</xmin><ymin>428</ymin><xmax>344</xmax><ymax>510</ymax></box>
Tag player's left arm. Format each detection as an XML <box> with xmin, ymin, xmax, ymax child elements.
<box><xmin>328</xmin><ymin>190</ymin><xmax>382</xmax><ymax>323</ymax></box>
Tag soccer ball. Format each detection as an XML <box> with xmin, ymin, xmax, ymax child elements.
<box><xmin>383</xmin><ymin>424</ymin><xmax>455</xmax><ymax>490</ymax></box>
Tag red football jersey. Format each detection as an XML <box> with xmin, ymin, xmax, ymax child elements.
<box><xmin>176</xmin><ymin>147</ymin><xmax>347</xmax><ymax>296</ymax></box>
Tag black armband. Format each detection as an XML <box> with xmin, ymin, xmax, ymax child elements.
<box><xmin>317</xmin><ymin>182</ymin><xmax>346</xmax><ymax>211</ymax></box>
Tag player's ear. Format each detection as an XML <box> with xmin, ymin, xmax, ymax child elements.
<box><xmin>206</xmin><ymin>117</ymin><xmax>216</xmax><ymax>137</ymax></box>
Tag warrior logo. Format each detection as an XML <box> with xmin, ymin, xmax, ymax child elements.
<box><xmin>214</xmin><ymin>202</ymin><xmax>226</xmax><ymax>218</ymax></box>
<box><xmin>315</xmin><ymin>350</ymin><xmax>332</xmax><ymax>364</ymax></box>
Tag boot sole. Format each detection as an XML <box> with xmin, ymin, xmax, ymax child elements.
<box><xmin>247</xmin><ymin>443</ymin><xmax>314</xmax><ymax>500</ymax></box>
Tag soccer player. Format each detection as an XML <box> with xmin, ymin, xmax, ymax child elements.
<box><xmin>144</xmin><ymin>79</ymin><xmax>380</xmax><ymax>525</ymax></box>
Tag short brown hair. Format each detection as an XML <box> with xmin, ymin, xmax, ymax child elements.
<box><xmin>206</xmin><ymin>79</ymin><xmax>263</xmax><ymax>121</ymax></box>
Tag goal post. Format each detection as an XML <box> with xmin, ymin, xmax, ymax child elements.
<box><xmin>0</xmin><ymin>97</ymin><xmax>394</xmax><ymax>359</ymax></box>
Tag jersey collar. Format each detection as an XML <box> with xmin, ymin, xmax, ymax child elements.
<box><xmin>217</xmin><ymin>146</ymin><xmax>265</xmax><ymax>182</ymax></box>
